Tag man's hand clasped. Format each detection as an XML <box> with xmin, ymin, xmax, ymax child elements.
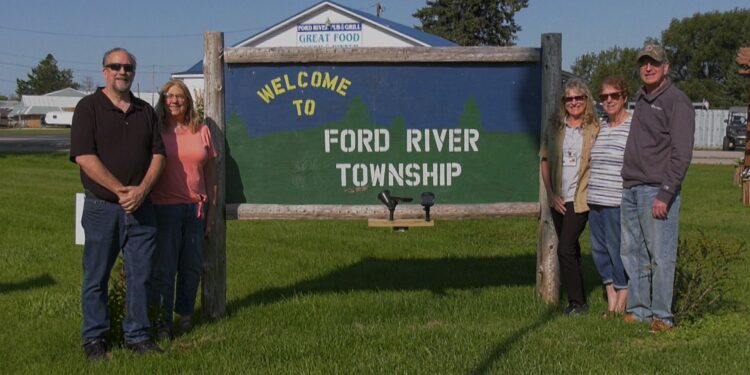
<box><xmin>117</xmin><ymin>185</ymin><xmax>146</xmax><ymax>214</ymax></box>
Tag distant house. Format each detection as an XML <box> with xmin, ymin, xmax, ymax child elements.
<box><xmin>171</xmin><ymin>0</ymin><xmax>457</xmax><ymax>98</ymax></box>
<box><xmin>1</xmin><ymin>100</ymin><xmax>20</xmax><ymax>127</ymax></box>
<box><xmin>9</xmin><ymin>88</ymin><xmax>86</xmax><ymax>128</ymax></box>
<box><xmin>9</xmin><ymin>88</ymin><xmax>159</xmax><ymax>128</ymax></box>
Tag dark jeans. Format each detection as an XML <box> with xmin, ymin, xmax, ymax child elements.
<box><xmin>81</xmin><ymin>193</ymin><xmax>157</xmax><ymax>344</ymax></box>
<box><xmin>551</xmin><ymin>202</ymin><xmax>589</xmax><ymax>306</ymax></box>
<box><xmin>150</xmin><ymin>203</ymin><xmax>205</xmax><ymax>330</ymax></box>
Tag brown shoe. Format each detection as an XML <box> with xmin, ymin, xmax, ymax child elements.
<box><xmin>649</xmin><ymin>319</ymin><xmax>673</xmax><ymax>333</ymax></box>
<box><xmin>622</xmin><ymin>313</ymin><xmax>639</xmax><ymax>323</ymax></box>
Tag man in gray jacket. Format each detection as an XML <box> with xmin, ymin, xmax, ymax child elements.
<box><xmin>620</xmin><ymin>43</ymin><xmax>694</xmax><ymax>332</ymax></box>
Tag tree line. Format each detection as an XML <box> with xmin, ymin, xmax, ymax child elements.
<box><xmin>416</xmin><ymin>2</ymin><xmax>749</xmax><ymax>108</ymax></box>
<box><xmin>570</xmin><ymin>9</ymin><xmax>750</xmax><ymax>108</ymax></box>
<box><xmin>12</xmin><ymin>2</ymin><xmax>750</xmax><ymax>108</ymax></box>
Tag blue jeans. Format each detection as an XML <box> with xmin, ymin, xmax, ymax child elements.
<box><xmin>150</xmin><ymin>204</ymin><xmax>205</xmax><ymax>330</ymax></box>
<box><xmin>620</xmin><ymin>185</ymin><xmax>680</xmax><ymax>324</ymax></box>
<box><xmin>81</xmin><ymin>193</ymin><xmax>157</xmax><ymax>344</ymax></box>
<box><xmin>589</xmin><ymin>205</ymin><xmax>628</xmax><ymax>289</ymax></box>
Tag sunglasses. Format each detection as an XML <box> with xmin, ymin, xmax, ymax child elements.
<box><xmin>105</xmin><ymin>63</ymin><xmax>135</xmax><ymax>73</ymax></box>
<box><xmin>164</xmin><ymin>93</ymin><xmax>187</xmax><ymax>101</ymax></box>
<box><xmin>563</xmin><ymin>95</ymin><xmax>587</xmax><ymax>103</ymax></box>
<box><xmin>599</xmin><ymin>92</ymin><xmax>624</xmax><ymax>101</ymax></box>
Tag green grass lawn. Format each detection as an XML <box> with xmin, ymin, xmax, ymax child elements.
<box><xmin>0</xmin><ymin>153</ymin><xmax>748</xmax><ymax>374</ymax></box>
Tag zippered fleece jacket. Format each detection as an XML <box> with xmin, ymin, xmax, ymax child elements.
<box><xmin>621</xmin><ymin>79</ymin><xmax>695</xmax><ymax>203</ymax></box>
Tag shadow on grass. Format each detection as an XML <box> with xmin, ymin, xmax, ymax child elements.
<box><xmin>469</xmin><ymin>306</ymin><xmax>558</xmax><ymax>375</ymax></box>
<box><xmin>228</xmin><ymin>255</ymin><xmax>537</xmax><ymax>313</ymax></box>
<box><xmin>209</xmin><ymin>254</ymin><xmax>599</xmax><ymax>370</ymax></box>
<box><xmin>0</xmin><ymin>273</ymin><xmax>56</xmax><ymax>294</ymax></box>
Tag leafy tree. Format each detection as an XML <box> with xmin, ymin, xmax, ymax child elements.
<box><xmin>16</xmin><ymin>54</ymin><xmax>80</xmax><ymax>97</ymax></box>
<box><xmin>572</xmin><ymin>10</ymin><xmax>750</xmax><ymax>108</ymax></box>
<box><xmin>571</xmin><ymin>47</ymin><xmax>641</xmax><ymax>100</ymax></box>
<box><xmin>413</xmin><ymin>0</ymin><xmax>529</xmax><ymax>46</ymax></box>
<box><xmin>662</xmin><ymin>9</ymin><xmax>750</xmax><ymax>108</ymax></box>
<box><xmin>0</xmin><ymin>95</ymin><xmax>8</xmax><ymax>101</ymax></box>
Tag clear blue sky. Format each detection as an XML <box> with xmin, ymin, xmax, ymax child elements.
<box><xmin>1</xmin><ymin>0</ymin><xmax>747</xmax><ymax>97</ymax></box>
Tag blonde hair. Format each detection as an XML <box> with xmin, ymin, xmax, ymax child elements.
<box><xmin>155</xmin><ymin>79</ymin><xmax>200</xmax><ymax>133</ymax></box>
<box><xmin>555</xmin><ymin>78</ymin><xmax>599</xmax><ymax>130</ymax></box>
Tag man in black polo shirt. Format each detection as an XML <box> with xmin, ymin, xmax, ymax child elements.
<box><xmin>70</xmin><ymin>47</ymin><xmax>165</xmax><ymax>360</ymax></box>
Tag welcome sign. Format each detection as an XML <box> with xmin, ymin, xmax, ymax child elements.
<box><xmin>224</xmin><ymin>63</ymin><xmax>541</xmax><ymax>205</ymax></box>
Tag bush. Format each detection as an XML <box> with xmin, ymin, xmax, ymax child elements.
<box><xmin>674</xmin><ymin>231</ymin><xmax>745</xmax><ymax>323</ymax></box>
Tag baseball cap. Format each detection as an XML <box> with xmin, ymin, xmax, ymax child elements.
<box><xmin>636</xmin><ymin>44</ymin><xmax>668</xmax><ymax>63</ymax></box>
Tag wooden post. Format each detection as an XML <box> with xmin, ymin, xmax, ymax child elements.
<box><xmin>736</xmin><ymin>48</ymin><xmax>750</xmax><ymax>167</ymax></box>
<box><xmin>734</xmin><ymin>161</ymin><xmax>742</xmax><ymax>186</ymax></box>
<box><xmin>202</xmin><ymin>31</ymin><xmax>226</xmax><ymax>320</ymax></box>
<box><xmin>737</xmin><ymin>48</ymin><xmax>750</xmax><ymax>205</ymax></box>
<box><xmin>536</xmin><ymin>33</ymin><xmax>562</xmax><ymax>304</ymax></box>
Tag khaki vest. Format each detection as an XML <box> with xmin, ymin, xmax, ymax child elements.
<box><xmin>540</xmin><ymin>121</ymin><xmax>600</xmax><ymax>213</ymax></box>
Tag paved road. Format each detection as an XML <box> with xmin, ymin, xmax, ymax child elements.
<box><xmin>692</xmin><ymin>150</ymin><xmax>743</xmax><ymax>165</ymax></box>
<box><xmin>0</xmin><ymin>133</ymin><xmax>70</xmax><ymax>153</ymax></box>
<box><xmin>0</xmin><ymin>132</ymin><xmax>745</xmax><ymax>165</ymax></box>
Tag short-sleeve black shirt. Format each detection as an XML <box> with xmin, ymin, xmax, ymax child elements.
<box><xmin>70</xmin><ymin>88</ymin><xmax>165</xmax><ymax>202</ymax></box>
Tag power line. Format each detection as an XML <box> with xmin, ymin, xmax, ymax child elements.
<box><xmin>0</xmin><ymin>51</ymin><xmax>186</xmax><ymax>68</ymax></box>
<box><xmin>0</xmin><ymin>60</ymin><xmax>30</xmax><ymax>69</ymax></box>
<box><xmin>0</xmin><ymin>25</ymin><xmax>269</xmax><ymax>39</ymax></box>
<box><xmin>0</xmin><ymin>58</ymin><xmax>185</xmax><ymax>74</ymax></box>
<box><xmin>0</xmin><ymin>51</ymin><xmax>100</xmax><ymax>66</ymax></box>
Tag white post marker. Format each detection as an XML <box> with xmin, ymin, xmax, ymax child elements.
<box><xmin>75</xmin><ymin>193</ymin><xmax>85</xmax><ymax>245</ymax></box>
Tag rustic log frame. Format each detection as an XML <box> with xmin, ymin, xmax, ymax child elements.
<box><xmin>536</xmin><ymin>34</ymin><xmax>562</xmax><ymax>304</ymax></box>
<box><xmin>222</xmin><ymin>44</ymin><xmax>550</xmax><ymax>219</ymax></box>
<box><xmin>202</xmin><ymin>33</ymin><xmax>564</xmax><ymax>317</ymax></box>
<box><xmin>202</xmin><ymin>32</ymin><xmax>227</xmax><ymax>320</ymax></box>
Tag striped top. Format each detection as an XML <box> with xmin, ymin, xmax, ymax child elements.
<box><xmin>587</xmin><ymin>116</ymin><xmax>631</xmax><ymax>207</ymax></box>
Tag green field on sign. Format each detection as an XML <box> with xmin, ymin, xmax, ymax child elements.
<box><xmin>226</xmin><ymin>97</ymin><xmax>540</xmax><ymax>204</ymax></box>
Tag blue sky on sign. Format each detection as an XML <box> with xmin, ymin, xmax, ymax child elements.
<box><xmin>0</xmin><ymin>0</ymin><xmax>747</xmax><ymax>97</ymax></box>
<box><xmin>226</xmin><ymin>64</ymin><xmax>541</xmax><ymax>137</ymax></box>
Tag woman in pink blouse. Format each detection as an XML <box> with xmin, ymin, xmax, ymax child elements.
<box><xmin>150</xmin><ymin>79</ymin><xmax>217</xmax><ymax>340</ymax></box>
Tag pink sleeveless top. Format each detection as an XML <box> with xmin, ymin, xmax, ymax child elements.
<box><xmin>151</xmin><ymin>124</ymin><xmax>217</xmax><ymax>217</ymax></box>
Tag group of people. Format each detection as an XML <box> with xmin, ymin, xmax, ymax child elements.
<box><xmin>541</xmin><ymin>43</ymin><xmax>695</xmax><ymax>332</ymax></box>
<box><xmin>70</xmin><ymin>43</ymin><xmax>694</xmax><ymax>361</ymax></box>
<box><xmin>70</xmin><ymin>48</ymin><xmax>217</xmax><ymax>361</ymax></box>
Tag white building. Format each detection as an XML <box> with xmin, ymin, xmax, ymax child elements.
<box><xmin>171</xmin><ymin>0</ymin><xmax>456</xmax><ymax>99</ymax></box>
<box><xmin>9</xmin><ymin>87</ymin><xmax>160</xmax><ymax>128</ymax></box>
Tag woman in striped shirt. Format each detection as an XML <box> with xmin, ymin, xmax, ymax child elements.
<box><xmin>587</xmin><ymin>76</ymin><xmax>631</xmax><ymax>316</ymax></box>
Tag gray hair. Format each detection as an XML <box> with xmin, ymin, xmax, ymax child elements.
<box><xmin>102</xmin><ymin>47</ymin><xmax>137</xmax><ymax>69</ymax></box>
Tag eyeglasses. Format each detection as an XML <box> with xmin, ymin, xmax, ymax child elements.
<box><xmin>639</xmin><ymin>59</ymin><xmax>663</xmax><ymax>68</ymax></box>
<box><xmin>599</xmin><ymin>92</ymin><xmax>624</xmax><ymax>101</ymax></box>
<box><xmin>164</xmin><ymin>93</ymin><xmax>186</xmax><ymax>101</ymax></box>
<box><xmin>563</xmin><ymin>95</ymin><xmax>587</xmax><ymax>103</ymax></box>
<box><xmin>104</xmin><ymin>63</ymin><xmax>135</xmax><ymax>73</ymax></box>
